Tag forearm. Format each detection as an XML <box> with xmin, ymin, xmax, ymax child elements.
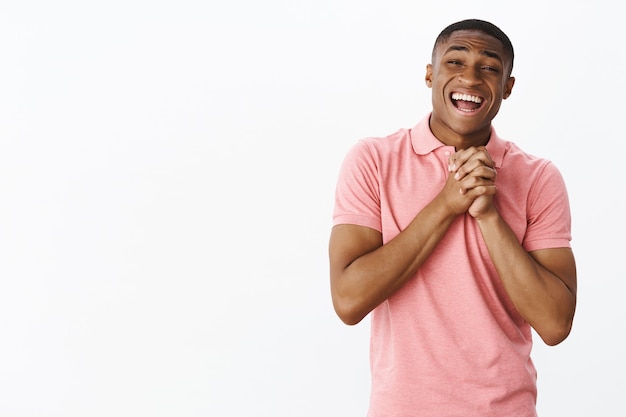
<box><xmin>476</xmin><ymin>210</ymin><xmax>576</xmax><ymax>345</ymax></box>
<box><xmin>331</xmin><ymin>196</ymin><xmax>458</xmax><ymax>324</ymax></box>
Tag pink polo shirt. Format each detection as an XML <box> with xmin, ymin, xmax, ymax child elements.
<box><xmin>333</xmin><ymin>114</ymin><xmax>572</xmax><ymax>417</ymax></box>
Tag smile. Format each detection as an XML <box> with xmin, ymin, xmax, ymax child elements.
<box><xmin>451</xmin><ymin>92</ymin><xmax>484</xmax><ymax>113</ymax></box>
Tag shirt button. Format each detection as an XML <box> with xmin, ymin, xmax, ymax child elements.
<box><xmin>444</xmin><ymin>151</ymin><xmax>451</xmax><ymax>156</ymax></box>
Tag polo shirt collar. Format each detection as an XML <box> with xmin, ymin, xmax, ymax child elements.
<box><xmin>410</xmin><ymin>113</ymin><xmax>506</xmax><ymax>168</ymax></box>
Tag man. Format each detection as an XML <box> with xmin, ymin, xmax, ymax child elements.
<box><xmin>328</xmin><ymin>19</ymin><xmax>576</xmax><ymax>416</ymax></box>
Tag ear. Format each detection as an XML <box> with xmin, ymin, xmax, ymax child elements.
<box><xmin>425</xmin><ymin>64</ymin><xmax>433</xmax><ymax>88</ymax></box>
<box><xmin>424</xmin><ymin>64</ymin><xmax>433</xmax><ymax>88</ymax></box>
<box><xmin>503</xmin><ymin>76</ymin><xmax>515</xmax><ymax>99</ymax></box>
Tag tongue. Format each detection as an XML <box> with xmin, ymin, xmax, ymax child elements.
<box><xmin>456</xmin><ymin>100</ymin><xmax>480</xmax><ymax>110</ymax></box>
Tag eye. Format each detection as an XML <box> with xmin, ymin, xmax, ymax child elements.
<box><xmin>482</xmin><ymin>65</ymin><xmax>500</xmax><ymax>73</ymax></box>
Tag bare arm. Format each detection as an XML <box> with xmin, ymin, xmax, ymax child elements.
<box><xmin>452</xmin><ymin>147</ymin><xmax>577</xmax><ymax>345</ymax></box>
<box><xmin>475</xmin><ymin>209</ymin><xmax>577</xmax><ymax>345</ymax></box>
<box><xmin>328</xmin><ymin>155</ymin><xmax>497</xmax><ymax>325</ymax></box>
<box><xmin>329</xmin><ymin>203</ymin><xmax>453</xmax><ymax>325</ymax></box>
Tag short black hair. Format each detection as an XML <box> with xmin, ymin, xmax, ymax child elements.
<box><xmin>432</xmin><ymin>19</ymin><xmax>514</xmax><ymax>75</ymax></box>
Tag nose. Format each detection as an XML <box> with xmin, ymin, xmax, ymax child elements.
<box><xmin>458</xmin><ymin>67</ymin><xmax>482</xmax><ymax>86</ymax></box>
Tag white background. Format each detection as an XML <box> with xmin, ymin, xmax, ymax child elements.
<box><xmin>0</xmin><ymin>1</ymin><xmax>623</xmax><ymax>416</ymax></box>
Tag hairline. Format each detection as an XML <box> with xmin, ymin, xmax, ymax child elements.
<box><xmin>431</xmin><ymin>20</ymin><xmax>515</xmax><ymax>76</ymax></box>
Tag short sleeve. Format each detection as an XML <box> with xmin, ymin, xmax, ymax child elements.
<box><xmin>332</xmin><ymin>139</ymin><xmax>382</xmax><ymax>232</ymax></box>
<box><xmin>523</xmin><ymin>161</ymin><xmax>572</xmax><ymax>252</ymax></box>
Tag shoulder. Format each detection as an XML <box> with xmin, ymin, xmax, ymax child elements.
<box><xmin>358</xmin><ymin>128</ymin><xmax>412</xmax><ymax>153</ymax></box>
<box><xmin>499</xmin><ymin>141</ymin><xmax>569</xmax><ymax>206</ymax></box>
<box><xmin>501</xmin><ymin>140</ymin><xmax>561</xmax><ymax>176</ymax></box>
<box><xmin>342</xmin><ymin>128</ymin><xmax>413</xmax><ymax>166</ymax></box>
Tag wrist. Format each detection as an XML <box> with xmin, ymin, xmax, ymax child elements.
<box><xmin>473</xmin><ymin>205</ymin><xmax>499</xmax><ymax>224</ymax></box>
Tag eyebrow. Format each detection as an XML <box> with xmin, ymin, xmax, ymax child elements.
<box><xmin>445</xmin><ymin>45</ymin><xmax>503</xmax><ymax>62</ymax></box>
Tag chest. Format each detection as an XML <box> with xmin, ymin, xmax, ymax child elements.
<box><xmin>377</xmin><ymin>151</ymin><xmax>528</xmax><ymax>244</ymax></box>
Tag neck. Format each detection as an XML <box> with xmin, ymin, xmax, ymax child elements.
<box><xmin>444</xmin><ymin>133</ymin><xmax>490</xmax><ymax>150</ymax></box>
<box><xmin>428</xmin><ymin>116</ymin><xmax>491</xmax><ymax>150</ymax></box>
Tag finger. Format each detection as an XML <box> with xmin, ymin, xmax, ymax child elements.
<box><xmin>450</xmin><ymin>147</ymin><xmax>494</xmax><ymax>178</ymax></box>
<box><xmin>457</xmin><ymin>167</ymin><xmax>497</xmax><ymax>194</ymax></box>
<box><xmin>471</xmin><ymin>164</ymin><xmax>497</xmax><ymax>181</ymax></box>
<box><xmin>448</xmin><ymin>148</ymin><xmax>473</xmax><ymax>172</ymax></box>
<box><xmin>448</xmin><ymin>146</ymin><xmax>486</xmax><ymax>171</ymax></box>
<box><xmin>453</xmin><ymin>157</ymin><xmax>494</xmax><ymax>181</ymax></box>
<box><xmin>467</xmin><ymin>146</ymin><xmax>494</xmax><ymax>168</ymax></box>
<box><xmin>478</xmin><ymin>147</ymin><xmax>495</xmax><ymax>168</ymax></box>
<box><xmin>460</xmin><ymin>181</ymin><xmax>497</xmax><ymax>196</ymax></box>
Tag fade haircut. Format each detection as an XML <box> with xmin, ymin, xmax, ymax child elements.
<box><xmin>432</xmin><ymin>19</ymin><xmax>514</xmax><ymax>75</ymax></box>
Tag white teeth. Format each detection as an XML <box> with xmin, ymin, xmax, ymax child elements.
<box><xmin>451</xmin><ymin>93</ymin><xmax>482</xmax><ymax>103</ymax></box>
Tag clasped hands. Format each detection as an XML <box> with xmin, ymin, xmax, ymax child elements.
<box><xmin>444</xmin><ymin>146</ymin><xmax>498</xmax><ymax>219</ymax></box>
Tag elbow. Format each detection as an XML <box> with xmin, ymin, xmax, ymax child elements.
<box><xmin>337</xmin><ymin>313</ymin><xmax>363</xmax><ymax>326</ymax></box>
<box><xmin>332</xmin><ymin>294</ymin><xmax>369</xmax><ymax>326</ymax></box>
<box><xmin>535</xmin><ymin>294</ymin><xmax>577</xmax><ymax>346</ymax></box>
<box><xmin>537</xmin><ymin>317</ymin><xmax>574</xmax><ymax>346</ymax></box>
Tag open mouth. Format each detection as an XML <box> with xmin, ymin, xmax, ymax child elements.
<box><xmin>451</xmin><ymin>92</ymin><xmax>484</xmax><ymax>113</ymax></box>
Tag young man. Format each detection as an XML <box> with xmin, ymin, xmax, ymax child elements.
<box><xmin>329</xmin><ymin>19</ymin><xmax>577</xmax><ymax>416</ymax></box>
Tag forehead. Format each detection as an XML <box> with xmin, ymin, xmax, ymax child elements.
<box><xmin>435</xmin><ymin>30</ymin><xmax>508</xmax><ymax>61</ymax></box>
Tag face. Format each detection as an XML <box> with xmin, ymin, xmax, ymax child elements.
<box><xmin>425</xmin><ymin>30</ymin><xmax>515</xmax><ymax>146</ymax></box>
